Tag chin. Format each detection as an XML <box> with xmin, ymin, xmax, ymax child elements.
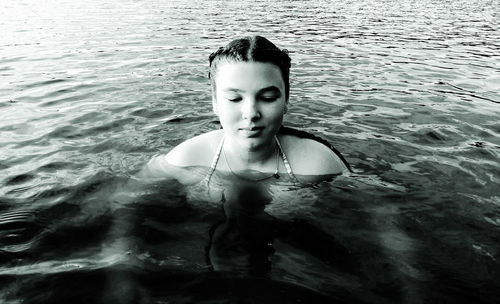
<box><xmin>238</xmin><ymin>137</ymin><xmax>268</xmax><ymax>150</ymax></box>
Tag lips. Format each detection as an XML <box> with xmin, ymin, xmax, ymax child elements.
<box><xmin>239</xmin><ymin>126</ymin><xmax>264</xmax><ymax>137</ymax></box>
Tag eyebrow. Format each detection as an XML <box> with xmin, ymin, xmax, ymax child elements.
<box><xmin>223</xmin><ymin>86</ymin><xmax>282</xmax><ymax>94</ymax></box>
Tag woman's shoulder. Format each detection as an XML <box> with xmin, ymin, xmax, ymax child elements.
<box><xmin>278</xmin><ymin>128</ymin><xmax>351</xmax><ymax>175</ymax></box>
<box><xmin>165</xmin><ymin>129</ymin><xmax>223</xmax><ymax>167</ymax></box>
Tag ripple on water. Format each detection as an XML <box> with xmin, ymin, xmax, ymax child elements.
<box><xmin>0</xmin><ymin>209</ymin><xmax>44</xmax><ymax>255</ymax></box>
<box><xmin>44</xmin><ymin>125</ymin><xmax>83</xmax><ymax>140</ymax></box>
<box><xmin>0</xmin><ymin>253</ymin><xmax>129</xmax><ymax>275</ymax></box>
<box><xmin>344</xmin><ymin>104</ymin><xmax>377</xmax><ymax>112</ymax></box>
<box><xmin>3</xmin><ymin>173</ymin><xmax>36</xmax><ymax>186</ymax></box>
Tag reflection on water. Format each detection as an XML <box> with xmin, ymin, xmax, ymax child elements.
<box><xmin>1</xmin><ymin>0</ymin><xmax>500</xmax><ymax>302</ymax></box>
<box><xmin>207</xmin><ymin>182</ymin><xmax>276</xmax><ymax>275</ymax></box>
<box><xmin>0</xmin><ymin>169</ymin><xmax>499</xmax><ymax>303</ymax></box>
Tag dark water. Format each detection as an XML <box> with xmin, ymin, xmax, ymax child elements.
<box><xmin>1</xmin><ymin>0</ymin><xmax>499</xmax><ymax>303</ymax></box>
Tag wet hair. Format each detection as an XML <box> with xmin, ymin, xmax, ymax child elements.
<box><xmin>208</xmin><ymin>36</ymin><xmax>291</xmax><ymax>101</ymax></box>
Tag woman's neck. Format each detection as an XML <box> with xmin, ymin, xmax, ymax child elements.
<box><xmin>223</xmin><ymin>137</ymin><xmax>278</xmax><ymax>172</ymax></box>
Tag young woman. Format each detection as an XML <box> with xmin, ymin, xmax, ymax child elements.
<box><xmin>139</xmin><ymin>36</ymin><xmax>351</xmax><ymax>197</ymax></box>
<box><xmin>133</xmin><ymin>37</ymin><xmax>354</xmax><ymax>274</ymax></box>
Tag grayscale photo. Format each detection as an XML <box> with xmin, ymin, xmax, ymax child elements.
<box><xmin>1</xmin><ymin>0</ymin><xmax>499</xmax><ymax>303</ymax></box>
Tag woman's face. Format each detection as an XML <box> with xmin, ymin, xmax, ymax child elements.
<box><xmin>213</xmin><ymin>61</ymin><xmax>287</xmax><ymax>151</ymax></box>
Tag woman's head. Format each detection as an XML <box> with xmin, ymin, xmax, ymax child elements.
<box><xmin>209</xmin><ymin>36</ymin><xmax>291</xmax><ymax>101</ymax></box>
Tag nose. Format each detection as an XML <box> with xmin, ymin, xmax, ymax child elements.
<box><xmin>241</xmin><ymin>98</ymin><xmax>261</xmax><ymax>121</ymax></box>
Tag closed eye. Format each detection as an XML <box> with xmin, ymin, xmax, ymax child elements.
<box><xmin>260</xmin><ymin>96</ymin><xmax>279</xmax><ymax>102</ymax></box>
<box><xmin>223</xmin><ymin>94</ymin><xmax>242</xmax><ymax>102</ymax></box>
<box><xmin>258</xmin><ymin>87</ymin><xmax>282</xmax><ymax>102</ymax></box>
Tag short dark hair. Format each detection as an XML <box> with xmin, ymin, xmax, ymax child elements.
<box><xmin>208</xmin><ymin>36</ymin><xmax>291</xmax><ymax>100</ymax></box>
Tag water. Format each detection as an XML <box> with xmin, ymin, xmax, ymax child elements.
<box><xmin>1</xmin><ymin>0</ymin><xmax>499</xmax><ymax>302</ymax></box>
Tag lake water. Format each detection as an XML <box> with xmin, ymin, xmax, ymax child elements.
<box><xmin>1</xmin><ymin>0</ymin><xmax>499</xmax><ymax>303</ymax></box>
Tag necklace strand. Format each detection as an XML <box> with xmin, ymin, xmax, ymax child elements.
<box><xmin>222</xmin><ymin>143</ymin><xmax>280</xmax><ymax>181</ymax></box>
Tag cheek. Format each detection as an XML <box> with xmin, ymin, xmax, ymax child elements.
<box><xmin>217</xmin><ymin>103</ymin><xmax>239</xmax><ymax>122</ymax></box>
<box><xmin>267</xmin><ymin>102</ymin><xmax>287</xmax><ymax>120</ymax></box>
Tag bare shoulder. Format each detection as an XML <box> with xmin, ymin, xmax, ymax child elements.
<box><xmin>279</xmin><ymin>134</ymin><xmax>348</xmax><ymax>175</ymax></box>
<box><xmin>134</xmin><ymin>130</ymin><xmax>222</xmax><ymax>183</ymax></box>
<box><xmin>165</xmin><ymin>129</ymin><xmax>223</xmax><ymax>167</ymax></box>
